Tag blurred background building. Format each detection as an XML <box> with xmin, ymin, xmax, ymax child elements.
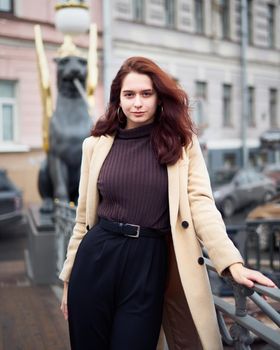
<box><xmin>110</xmin><ymin>0</ymin><xmax>280</xmax><ymax>173</ymax></box>
<box><xmin>0</xmin><ymin>0</ymin><xmax>103</xmax><ymax>204</ymax></box>
<box><xmin>0</xmin><ymin>0</ymin><xmax>279</xmax><ymax>204</ymax></box>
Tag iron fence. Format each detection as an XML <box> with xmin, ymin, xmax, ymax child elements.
<box><xmin>54</xmin><ymin>200</ymin><xmax>76</xmax><ymax>275</ymax></box>
<box><xmin>246</xmin><ymin>219</ymin><xmax>280</xmax><ymax>272</ymax></box>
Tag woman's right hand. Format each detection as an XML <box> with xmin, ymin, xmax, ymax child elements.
<box><xmin>60</xmin><ymin>282</ymin><xmax>69</xmax><ymax>320</ymax></box>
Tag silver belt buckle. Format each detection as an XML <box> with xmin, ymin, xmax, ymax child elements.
<box><xmin>124</xmin><ymin>223</ymin><xmax>140</xmax><ymax>238</ymax></box>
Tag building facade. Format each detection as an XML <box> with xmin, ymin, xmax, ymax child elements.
<box><xmin>108</xmin><ymin>0</ymin><xmax>280</xmax><ymax>174</ymax></box>
<box><xmin>0</xmin><ymin>0</ymin><xmax>103</xmax><ymax>203</ymax></box>
<box><xmin>0</xmin><ymin>0</ymin><xmax>279</xmax><ymax>203</ymax></box>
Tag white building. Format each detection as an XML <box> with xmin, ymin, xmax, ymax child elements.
<box><xmin>105</xmin><ymin>0</ymin><xmax>280</xmax><ymax>174</ymax></box>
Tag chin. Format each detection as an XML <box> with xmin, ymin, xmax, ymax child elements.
<box><xmin>133</xmin><ymin>116</ymin><xmax>152</xmax><ymax>123</ymax></box>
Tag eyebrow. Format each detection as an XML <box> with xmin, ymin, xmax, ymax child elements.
<box><xmin>122</xmin><ymin>89</ymin><xmax>154</xmax><ymax>93</ymax></box>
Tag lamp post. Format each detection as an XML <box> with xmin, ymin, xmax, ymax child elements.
<box><xmin>54</xmin><ymin>0</ymin><xmax>90</xmax><ymax>35</ymax></box>
<box><xmin>54</xmin><ymin>0</ymin><xmax>90</xmax><ymax>62</ymax></box>
<box><xmin>241</xmin><ymin>0</ymin><xmax>249</xmax><ymax>169</ymax></box>
<box><xmin>28</xmin><ymin>1</ymin><xmax>98</xmax><ymax>285</ymax></box>
<box><xmin>103</xmin><ymin>0</ymin><xmax>112</xmax><ymax>104</ymax></box>
<box><xmin>54</xmin><ymin>0</ymin><xmax>98</xmax><ymax>116</ymax></box>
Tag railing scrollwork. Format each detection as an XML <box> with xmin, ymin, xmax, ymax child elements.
<box><xmin>206</xmin><ymin>258</ymin><xmax>280</xmax><ymax>350</ymax></box>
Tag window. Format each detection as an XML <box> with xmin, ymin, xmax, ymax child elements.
<box><xmin>223</xmin><ymin>84</ymin><xmax>232</xmax><ymax>127</ymax></box>
<box><xmin>0</xmin><ymin>0</ymin><xmax>13</xmax><ymax>13</ymax></box>
<box><xmin>247</xmin><ymin>0</ymin><xmax>253</xmax><ymax>45</ymax></box>
<box><xmin>223</xmin><ymin>153</ymin><xmax>237</xmax><ymax>170</ymax></box>
<box><xmin>269</xmin><ymin>88</ymin><xmax>278</xmax><ymax>128</ymax></box>
<box><xmin>248</xmin><ymin>86</ymin><xmax>255</xmax><ymax>127</ymax></box>
<box><xmin>220</xmin><ymin>0</ymin><xmax>230</xmax><ymax>39</ymax></box>
<box><xmin>165</xmin><ymin>0</ymin><xmax>176</xmax><ymax>28</ymax></box>
<box><xmin>133</xmin><ymin>0</ymin><xmax>144</xmax><ymax>22</ymax></box>
<box><xmin>194</xmin><ymin>81</ymin><xmax>207</xmax><ymax>126</ymax></box>
<box><xmin>267</xmin><ymin>4</ymin><xmax>275</xmax><ymax>48</ymax></box>
<box><xmin>0</xmin><ymin>80</ymin><xmax>16</xmax><ymax>142</ymax></box>
<box><xmin>194</xmin><ymin>0</ymin><xmax>204</xmax><ymax>34</ymax></box>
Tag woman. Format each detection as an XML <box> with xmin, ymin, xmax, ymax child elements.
<box><xmin>60</xmin><ymin>56</ymin><xmax>275</xmax><ymax>350</ymax></box>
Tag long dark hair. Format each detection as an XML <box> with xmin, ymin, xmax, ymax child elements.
<box><xmin>92</xmin><ymin>56</ymin><xmax>196</xmax><ymax>165</ymax></box>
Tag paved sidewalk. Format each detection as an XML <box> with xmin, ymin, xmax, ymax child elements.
<box><xmin>0</xmin><ymin>259</ymin><xmax>70</xmax><ymax>350</ymax></box>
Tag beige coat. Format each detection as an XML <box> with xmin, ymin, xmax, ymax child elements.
<box><xmin>59</xmin><ymin>134</ymin><xmax>243</xmax><ymax>350</ymax></box>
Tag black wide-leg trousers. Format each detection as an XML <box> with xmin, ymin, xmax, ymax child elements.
<box><xmin>67</xmin><ymin>222</ymin><xmax>168</xmax><ymax>350</ymax></box>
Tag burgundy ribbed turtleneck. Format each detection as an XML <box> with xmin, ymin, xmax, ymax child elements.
<box><xmin>97</xmin><ymin>123</ymin><xmax>170</xmax><ymax>231</ymax></box>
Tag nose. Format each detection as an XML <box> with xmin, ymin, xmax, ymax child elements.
<box><xmin>134</xmin><ymin>94</ymin><xmax>142</xmax><ymax>108</ymax></box>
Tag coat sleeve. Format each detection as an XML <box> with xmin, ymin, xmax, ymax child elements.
<box><xmin>59</xmin><ymin>136</ymin><xmax>97</xmax><ymax>282</ymax></box>
<box><xmin>187</xmin><ymin>135</ymin><xmax>244</xmax><ymax>275</ymax></box>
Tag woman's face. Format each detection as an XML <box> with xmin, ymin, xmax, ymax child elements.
<box><xmin>119</xmin><ymin>72</ymin><xmax>158</xmax><ymax>129</ymax></box>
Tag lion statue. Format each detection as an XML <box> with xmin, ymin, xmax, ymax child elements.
<box><xmin>38</xmin><ymin>55</ymin><xmax>92</xmax><ymax>213</ymax></box>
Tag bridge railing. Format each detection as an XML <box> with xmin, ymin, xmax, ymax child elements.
<box><xmin>245</xmin><ymin>218</ymin><xmax>280</xmax><ymax>271</ymax></box>
<box><xmin>205</xmin><ymin>258</ymin><xmax>280</xmax><ymax>349</ymax></box>
<box><xmin>54</xmin><ymin>201</ymin><xmax>280</xmax><ymax>349</ymax></box>
<box><xmin>54</xmin><ymin>200</ymin><xmax>76</xmax><ymax>274</ymax></box>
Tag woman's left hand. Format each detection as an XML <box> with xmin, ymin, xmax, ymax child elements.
<box><xmin>229</xmin><ymin>263</ymin><xmax>277</xmax><ymax>289</ymax></box>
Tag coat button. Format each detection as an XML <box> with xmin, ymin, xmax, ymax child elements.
<box><xmin>181</xmin><ymin>220</ymin><xmax>189</xmax><ymax>229</ymax></box>
<box><xmin>198</xmin><ymin>257</ymin><xmax>204</xmax><ymax>265</ymax></box>
<box><xmin>86</xmin><ymin>225</ymin><xmax>90</xmax><ymax>231</ymax></box>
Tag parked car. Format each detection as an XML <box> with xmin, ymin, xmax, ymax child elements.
<box><xmin>262</xmin><ymin>163</ymin><xmax>280</xmax><ymax>191</ymax></box>
<box><xmin>247</xmin><ymin>194</ymin><xmax>280</xmax><ymax>250</ymax></box>
<box><xmin>0</xmin><ymin>169</ymin><xmax>23</xmax><ymax>227</ymax></box>
<box><xmin>211</xmin><ymin>168</ymin><xmax>277</xmax><ymax>218</ymax></box>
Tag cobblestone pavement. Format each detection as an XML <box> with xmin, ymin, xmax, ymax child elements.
<box><xmin>0</xmin><ymin>224</ymin><xmax>70</xmax><ymax>350</ymax></box>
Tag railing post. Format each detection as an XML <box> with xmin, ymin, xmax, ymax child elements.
<box><xmin>54</xmin><ymin>200</ymin><xmax>76</xmax><ymax>275</ymax></box>
<box><xmin>269</xmin><ymin>225</ymin><xmax>280</xmax><ymax>271</ymax></box>
<box><xmin>245</xmin><ymin>226</ymin><xmax>260</xmax><ymax>270</ymax></box>
<box><xmin>246</xmin><ymin>219</ymin><xmax>280</xmax><ymax>271</ymax></box>
<box><xmin>227</xmin><ymin>277</ymin><xmax>254</xmax><ymax>349</ymax></box>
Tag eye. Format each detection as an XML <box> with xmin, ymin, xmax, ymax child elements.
<box><xmin>142</xmin><ymin>91</ymin><xmax>152</xmax><ymax>97</ymax></box>
<box><xmin>124</xmin><ymin>92</ymin><xmax>134</xmax><ymax>97</ymax></box>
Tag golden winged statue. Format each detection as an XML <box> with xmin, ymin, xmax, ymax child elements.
<box><xmin>34</xmin><ymin>23</ymin><xmax>98</xmax><ymax>152</ymax></box>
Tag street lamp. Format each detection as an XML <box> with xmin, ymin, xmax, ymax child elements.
<box><xmin>54</xmin><ymin>0</ymin><xmax>90</xmax><ymax>58</ymax></box>
<box><xmin>241</xmin><ymin>0</ymin><xmax>249</xmax><ymax>169</ymax></box>
<box><xmin>54</xmin><ymin>0</ymin><xmax>90</xmax><ymax>36</ymax></box>
<box><xmin>54</xmin><ymin>0</ymin><xmax>98</xmax><ymax>115</ymax></box>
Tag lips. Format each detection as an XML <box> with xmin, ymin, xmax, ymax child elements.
<box><xmin>132</xmin><ymin>111</ymin><xmax>145</xmax><ymax>115</ymax></box>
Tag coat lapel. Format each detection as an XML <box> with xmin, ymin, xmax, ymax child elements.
<box><xmin>167</xmin><ymin>162</ymin><xmax>180</xmax><ymax>228</ymax></box>
<box><xmin>86</xmin><ymin>134</ymin><xmax>115</xmax><ymax>227</ymax></box>
<box><xmin>167</xmin><ymin>146</ymin><xmax>189</xmax><ymax>229</ymax></box>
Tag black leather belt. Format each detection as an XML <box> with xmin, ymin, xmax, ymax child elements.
<box><xmin>99</xmin><ymin>217</ymin><xmax>167</xmax><ymax>238</ymax></box>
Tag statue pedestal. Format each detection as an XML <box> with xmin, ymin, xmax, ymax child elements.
<box><xmin>25</xmin><ymin>204</ymin><xmax>58</xmax><ymax>285</ymax></box>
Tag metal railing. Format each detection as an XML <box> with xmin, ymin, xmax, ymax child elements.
<box><xmin>54</xmin><ymin>201</ymin><xmax>76</xmax><ymax>274</ymax></box>
<box><xmin>54</xmin><ymin>201</ymin><xmax>280</xmax><ymax>349</ymax></box>
<box><xmin>245</xmin><ymin>219</ymin><xmax>280</xmax><ymax>272</ymax></box>
<box><xmin>206</xmin><ymin>258</ymin><xmax>280</xmax><ymax>349</ymax></box>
